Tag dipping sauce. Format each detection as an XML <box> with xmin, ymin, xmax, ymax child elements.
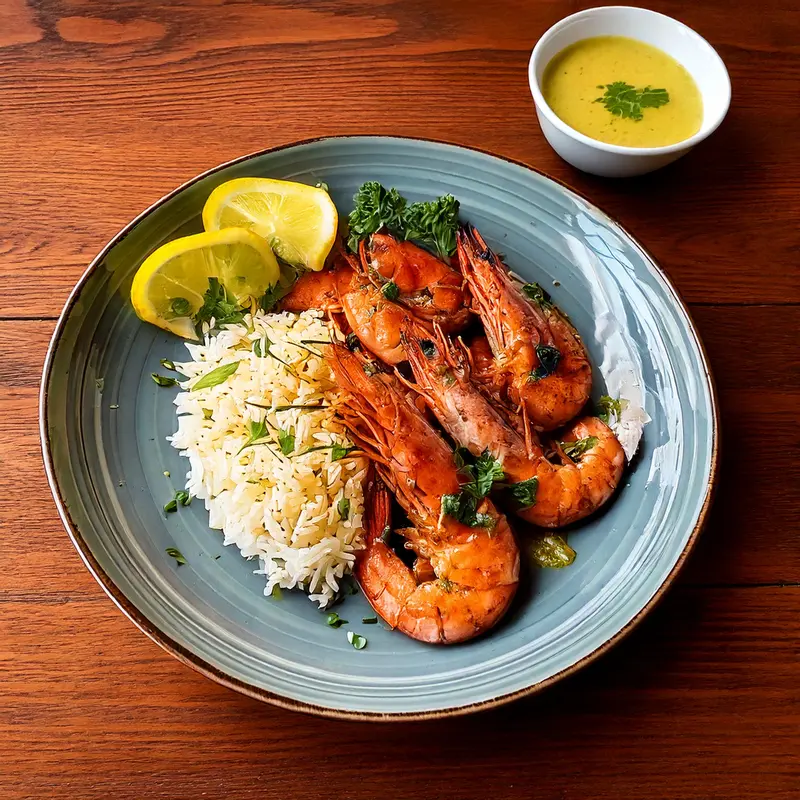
<box><xmin>542</xmin><ymin>36</ymin><xmax>703</xmax><ymax>147</ymax></box>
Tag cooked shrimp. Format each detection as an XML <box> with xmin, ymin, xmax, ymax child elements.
<box><xmin>281</xmin><ymin>246</ymin><xmax>431</xmax><ymax>365</ymax></box>
<box><xmin>403</xmin><ymin>324</ymin><xmax>625</xmax><ymax>528</ymax></box>
<box><xmin>329</xmin><ymin>343</ymin><xmax>518</xmax><ymax>643</ymax></box>
<box><xmin>457</xmin><ymin>225</ymin><xmax>592</xmax><ymax>431</ymax></box>
<box><xmin>279</xmin><ymin>262</ymin><xmax>352</xmax><ymax>313</ymax></box>
<box><xmin>360</xmin><ymin>233</ymin><xmax>470</xmax><ymax>333</ymax></box>
<box><xmin>338</xmin><ymin>265</ymin><xmax>429</xmax><ymax>365</ymax></box>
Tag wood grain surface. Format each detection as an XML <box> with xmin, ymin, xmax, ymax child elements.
<box><xmin>1</xmin><ymin>1</ymin><xmax>798</xmax><ymax>798</ymax></box>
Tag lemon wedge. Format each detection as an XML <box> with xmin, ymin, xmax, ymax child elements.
<box><xmin>131</xmin><ymin>228</ymin><xmax>280</xmax><ymax>339</ymax></box>
<box><xmin>202</xmin><ymin>178</ymin><xmax>338</xmax><ymax>271</ymax></box>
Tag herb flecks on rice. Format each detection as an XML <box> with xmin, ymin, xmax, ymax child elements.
<box><xmin>167</xmin><ymin>309</ymin><xmax>366</xmax><ymax>607</ymax></box>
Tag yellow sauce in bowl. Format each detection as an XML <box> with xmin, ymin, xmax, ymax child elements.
<box><xmin>542</xmin><ymin>36</ymin><xmax>703</xmax><ymax>148</ymax></box>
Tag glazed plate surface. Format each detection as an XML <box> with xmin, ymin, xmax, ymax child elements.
<box><xmin>41</xmin><ymin>137</ymin><xmax>717</xmax><ymax>719</ymax></box>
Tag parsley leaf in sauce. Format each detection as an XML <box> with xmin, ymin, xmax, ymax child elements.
<box><xmin>595</xmin><ymin>82</ymin><xmax>670</xmax><ymax>121</ymax></box>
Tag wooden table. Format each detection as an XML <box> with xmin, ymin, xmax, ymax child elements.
<box><xmin>2</xmin><ymin>1</ymin><xmax>798</xmax><ymax>797</ymax></box>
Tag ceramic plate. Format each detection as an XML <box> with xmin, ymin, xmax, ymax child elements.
<box><xmin>40</xmin><ymin>136</ymin><xmax>717</xmax><ymax>720</ymax></box>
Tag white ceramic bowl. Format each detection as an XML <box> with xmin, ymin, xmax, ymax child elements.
<box><xmin>528</xmin><ymin>6</ymin><xmax>731</xmax><ymax>177</ymax></box>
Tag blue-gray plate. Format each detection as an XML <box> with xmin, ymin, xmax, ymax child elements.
<box><xmin>40</xmin><ymin>137</ymin><xmax>718</xmax><ymax>720</ymax></box>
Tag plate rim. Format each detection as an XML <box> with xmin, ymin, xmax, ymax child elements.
<box><xmin>39</xmin><ymin>134</ymin><xmax>720</xmax><ymax>722</ymax></box>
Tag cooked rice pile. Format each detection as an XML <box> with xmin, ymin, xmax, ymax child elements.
<box><xmin>168</xmin><ymin>309</ymin><xmax>366</xmax><ymax>607</ymax></box>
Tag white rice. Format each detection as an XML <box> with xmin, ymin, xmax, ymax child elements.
<box><xmin>167</xmin><ymin>309</ymin><xmax>367</xmax><ymax>607</ymax></box>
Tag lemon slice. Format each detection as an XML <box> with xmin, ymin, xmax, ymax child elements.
<box><xmin>202</xmin><ymin>178</ymin><xmax>338</xmax><ymax>271</ymax></box>
<box><xmin>131</xmin><ymin>228</ymin><xmax>280</xmax><ymax>339</ymax></box>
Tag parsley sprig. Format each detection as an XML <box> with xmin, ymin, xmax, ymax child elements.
<box><xmin>595</xmin><ymin>82</ymin><xmax>670</xmax><ymax>122</ymax></box>
<box><xmin>347</xmin><ymin>181</ymin><xmax>460</xmax><ymax>259</ymax></box>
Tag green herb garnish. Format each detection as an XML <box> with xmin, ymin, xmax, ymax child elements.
<box><xmin>345</xmin><ymin>332</ymin><xmax>360</xmax><ymax>351</ymax></box>
<box><xmin>381</xmin><ymin>280</ymin><xmax>400</xmax><ymax>301</ymax></box>
<box><xmin>195</xmin><ymin>277</ymin><xmax>245</xmax><ymax>332</ymax></box>
<box><xmin>419</xmin><ymin>339</ymin><xmax>437</xmax><ymax>359</ymax></box>
<box><xmin>238</xmin><ymin>419</ymin><xmax>270</xmax><ymax>454</ymax></box>
<box><xmin>202</xmin><ymin>408</ymin><xmax>213</xmax><ymax>420</ymax></box>
<box><xmin>362</xmin><ymin>361</ymin><xmax>379</xmax><ymax>377</ymax></box>
<box><xmin>453</xmin><ymin>446</ymin><xmax>471</xmax><ymax>470</ymax></box>
<box><xmin>347</xmin><ymin>181</ymin><xmax>407</xmax><ymax>251</ymax></box>
<box><xmin>347</xmin><ymin>182</ymin><xmax>460</xmax><ymax>258</ymax></box>
<box><xmin>595</xmin><ymin>82</ymin><xmax>670</xmax><ymax>121</ymax></box>
<box><xmin>337</xmin><ymin>497</ymin><xmax>350</xmax><ymax>520</ymax></box>
<box><xmin>380</xmin><ymin>525</ymin><xmax>391</xmax><ymax>545</ymax></box>
<box><xmin>160</xmin><ymin>358</ymin><xmax>177</xmax><ymax>371</ymax></box>
<box><xmin>461</xmin><ymin>450</ymin><xmax>505</xmax><ymax>499</ymax></box>
<box><xmin>331</xmin><ymin>443</ymin><xmax>354</xmax><ymax>461</ymax></box>
<box><xmin>530</xmin><ymin>534</ymin><xmax>576</xmax><ymax>569</ymax></box>
<box><xmin>315</xmin><ymin>181</ymin><xmax>329</xmax><ymax>192</ymax></box>
<box><xmin>440</xmin><ymin>492</ymin><xmax>494</xmax><ymax>529</ymax></box>
<box><xmin>522</xmin><ymin>282</ymin><xmax>553</xmax><ymax>308</ymax></box>
<box><xmin>347</xmin><ymin>631</ymin><xmax>367</xmax><ymax>650</ymax></box>
<box><xmin>191</xmin><ymin>361</ymin><xmax>240</xmax><ymax>391</ymax></box>
<box><xmin>277</xmin><ymin>429</ymin><xmax>295</xmax><ymax>456</ymax></box>
<box><xmin>597</xmin><ymin>395</ymin><xmax>626</xmax><ymax>424</ymax></box>
<box><xmin>165</xmin><ymin>547</ymin><xmax>187</xmax><ymax>565</ymax></box>
<box><xmin>507</xmin><ymin>476</ymin><xmax>539</xmax><ymax>509</ymax></box>
<box><xmin>560</xmin><ymin>436</ymin><xmax>599</xmax><ymax>461</ymax></box>
<box><xmin>438</xmin><ymin>577</ymin><xmax>454</xmax><ymax>593</ymax></box>
<box><xmin>402</xmin><ymin>194</ymin><xmax>460</xmax><ymax>259</ymax></box>
<box><xmin>151</xmin><ymin>373</ymin><xmax>178</xmax><ymax>387</ymax></box>
<box><xmin>270</xmin><ymin>585</ymin><xmax>283</xmax><ymax>599</ymax></box>
<box><xmin>292</xmin><ymin>443</ymin><xmax>355</xmax><ymax>461</ymax></box>
<box><xmin>529</xmin><ymin>344</ymin><xmax>561</xmax><ymax>382</ymax></box>
<box><xmin>326</xmin><ymin>612</ymin><xmax>348</xmax><ymax>628</ymax></box>
<box><xmin>164</xmin><ymin>490</ymin><xmax>191</xmax><ymax>512</ymax></box>
<box><xmin>362</xmin><ymin>616</ymin><xmax>378</xmax><ymax>624</ymax></box>
<box><xmin>259</xmin><ymin>283</ymin><xmax>283</xmax><ymax>314</ymax></box>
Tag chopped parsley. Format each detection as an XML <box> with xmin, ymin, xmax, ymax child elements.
<box><xmin>362</xmin><ymin>616</ymin><xmax>378</xmax><ymax>624</ymax></box>
<box><xmin>381</xmin><ymin>280</ymin><xmax>400</xmax><ymax>301</ymax></box>
<box><xmin>460</xmin><ymin>450</ymin><xmax>505</xmax><ymax>499</ymax></box>
<box><xmin>419</xmin><ymin>339</ymin><xmax>437</xmax><ymax>358</ymax></box>
<box><xmin>560</xmin><ymin>436</ymin><xmax>599</xmax><ymax>461</ymax></box>
<box><xmin>597</xmin><ymin>395</ymin><xmax>626</xmax><ymax>424</ymax></box>
<box><xmin>165</xmin><ymin>547</ymin><xmax>187</xmax><ymax>566</ymax></box>
<box><xmin>163</xmin><ymin>490</ymin><xmax>191</xmax><ymax>513</ymax></box>
<box><xmin>529</xmin><ymin>344</ymin><xmax>561</xmax><ymax>382</ymax></box>
<box><xmin>195</xmin><ymin>277</ymin><xmax>244</xmax><ymax>333</ymax></box>
<box><xmin>337</xmin><ymin>497</ymin><xmax>350</xmax><ymax>520</ymax></box>
<box><xmin>522</xmin><ymin>282</ymin><xmax>553</xmax><ymax>308</ymax></box>
<box><xmin>440</xmin><ymin>492</ymin><xmax>494</xmax><ymax>529</ymax></box>
<box><xmin>326</xmin><ymin>612</ymin><xmax>348</xmax><ymax>628</ymax></box>
<box><xmin>151</xmin><ymin>373</ymin><xmax>178</xmax><ymax>387</ymax></box>
<box><xmin>507</xmin><ymin>476</ymin><xmax>539</xmax><ymax>509</ymax></box>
